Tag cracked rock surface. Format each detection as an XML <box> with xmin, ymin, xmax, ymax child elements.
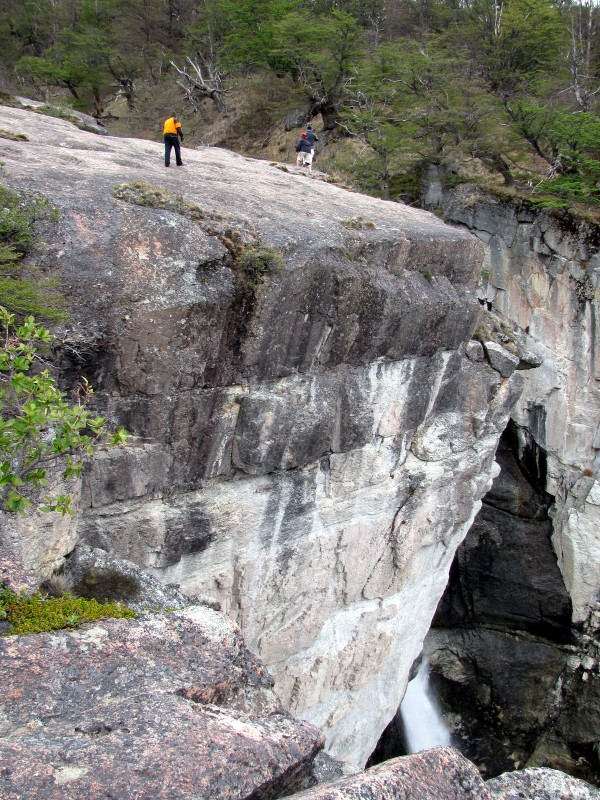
<box><xmin>0</xmin><ymin>607</ymin><xmax>323</xmax><ymax>800</ymax></box>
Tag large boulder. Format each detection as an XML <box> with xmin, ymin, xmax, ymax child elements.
<box><xmin>0</xmin><ymin>607</ymin><xmax>323</xmax><ymax>799</ymax></box>
<box><xmin>487</xmin><ymin>767</ymin><xmax>600</xmax><ymax>800</ymax></box>
<box><xmin>289</xmin><ymin>747</ymin><xmax>492</xmax><ymax>799</ymax></box>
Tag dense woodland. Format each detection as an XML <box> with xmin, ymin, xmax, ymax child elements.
<box><xmin>1</xmin><ymin>0</ymin><xmax>600</xmax><ymax>208</ymax></box>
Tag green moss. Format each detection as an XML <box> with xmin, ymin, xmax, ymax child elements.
<box><xmin>112</xmin><ymin>181</ymin><xmax>217</xmax><ymax>222</ymax></box>
<box><xmin>0</xmin><ymin>586</ymin><xmax>135</xmax><ymax>636</ymax></box>
<box><xmin>421</xmin><ymin>268</ymin><xmax>433</xmax><ymax>282</ymax></box>
<box><xmin>23</xmin><ymin>103</ymin><xmax>101</xmax><ymax>135</ymax></box>
<box><xmin>72</xmin><ymin>568</ymin><xmax>141</xmax><ymax>603</ymax></box>
<box><xmin>36</xmin><ymin>104</ymin><xmax>77</xmax><ymax>121</ymax></box>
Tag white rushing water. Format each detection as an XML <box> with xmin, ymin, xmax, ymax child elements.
<box><xmin>400</xmin><ymin>658</ymin><xmax>452</xmax><ymax>753</ymax></box>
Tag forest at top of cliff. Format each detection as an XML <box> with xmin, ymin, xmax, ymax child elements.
<box><xmin>1</xmin><ymin>0</ymin><xmax>600</xmax><ymax>214</ymax></box>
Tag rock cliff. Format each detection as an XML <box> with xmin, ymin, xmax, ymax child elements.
<box><xmin>1</xmin><ymin>106</ymin><xmax>525</xmax><ymax>770</ymax></box>
<box><xmin>445</xmin><ymin>186</ymin><xmax>600</xmax><ymax>624</ymax></box>
<box><xmin>420</xmin><ymin>184</ymin><xmax>600</xmax><ymax>783</ymax></box>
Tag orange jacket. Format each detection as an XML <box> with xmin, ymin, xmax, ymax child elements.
<box><xmin>163</xmin><ymin>117</ymin><xmax>182</xmax><ymax>136</ymax></box>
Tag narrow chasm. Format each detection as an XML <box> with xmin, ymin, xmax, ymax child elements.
<box><xmin>368</xmin><ymin>420</ymin><xmax>595</xmax><ymax>781</ymax></box>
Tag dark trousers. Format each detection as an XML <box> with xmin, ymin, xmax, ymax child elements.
<box><xmin>164</xmin><ymin>134</ymin><xmax>182</xmax><ymax>166</ymax></box>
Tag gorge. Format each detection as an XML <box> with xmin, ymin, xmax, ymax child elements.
<box><xmin>0</xmin><ymin>103</ymin><xmax>598</xmax><ymax>797</ymax></box>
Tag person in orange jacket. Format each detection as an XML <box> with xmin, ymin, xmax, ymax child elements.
<box><xmin>163</xmin><ymin>114</ymin><xmax>184</xmax><ymax>167</ymax></box>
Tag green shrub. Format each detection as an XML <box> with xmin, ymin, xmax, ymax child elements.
<box><xmin>236</xmin><ymin>244</ymin><xmax>286</xmax><ymax>281</ymax></box>
<box><xmin>0</xmin><ymin>586</ymin><xmax>135</xmax><ymax>636</ymax></box>
<box><xmin>0</xmin><ymin>184</ymin><xmax>66</xmax><ymax>322</ymax></box>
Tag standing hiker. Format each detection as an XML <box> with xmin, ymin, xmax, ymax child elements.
<box><xmin>305</xmin><ymin>123</ymin><xmax>318</xmax><ymax>158</ymax></box>
<box><xmin>295</xmin><ymin>132</ymin><xmax>313</xmax><ymax>172</ymax></box>
<box><xmin>163</xmin><ymin>113</ymin><xmax>184</xmax><ymax>167</ymax></box>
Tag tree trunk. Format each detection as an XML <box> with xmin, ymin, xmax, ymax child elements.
<box><xmin>93</xmin><ymin>88</ymin><xmax>104</xmax><ymax>118</ymax></box>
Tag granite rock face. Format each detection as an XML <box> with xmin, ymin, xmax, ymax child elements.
<box><xmin>0</xmin><ymin>607</ymin><xmax>324</xmax><ymax>800</ymax></box>
<box><xmin>0</xmin><ymin>106</ymin><xmax>522</xmax><ymax>769</ymax></box>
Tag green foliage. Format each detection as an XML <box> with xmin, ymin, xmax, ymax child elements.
<box><xmin>456</xmin><ymin>0</ymin><xmax>567</xmax><ymax>95</ymax></box>
<box><xmin>0</xmin><ymin>184</ymin><xmax>66</xmax><ymax>322</ymax></box>
<box><xmin>218</xmin><ymin>0</ymin><xmax>298</xmax><ymax>70</ymax></box>
<box><xmin>271</xmin><ymin>10</ymin><xmax>366</xmax><ymax>123</ymax></box>
<box><xmin>0</xmin><ymin>585</ymin><xmax>135</xmax><ymax>636</ymax></box>
<box><xmin>72</xmin><ymin>568</ymin><xmax>141</xmax><ymax>603</ymax></box>
<box><xmin>236</xmin><ymin>244</ymin><xmax>286</xmax><ymax>281</ymax></box>
<box><xmin>507</xmin><ymin>103</ymin><xmax>600</xmax><ymax>202</ymax></box>
<box><xmin>0</xmin><ymin>307</ymin><xmax>127</xmax><ymax>515</ymax></box>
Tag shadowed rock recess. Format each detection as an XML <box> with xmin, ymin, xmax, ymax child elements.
<box><xmin>1</xmin><ymin>106</ymin><xmax>529</xmax><ymax>779</ymax></box>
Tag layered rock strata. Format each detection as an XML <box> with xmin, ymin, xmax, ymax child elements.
<box><xmin>443</xmin><ymin>186</ymin><xmax>600</xmax><ymax>623</ymax></box>
<box><xmin>0</xmin><ymin>106</ymin><xmax>524</xmax><ymax>769</ymax></box>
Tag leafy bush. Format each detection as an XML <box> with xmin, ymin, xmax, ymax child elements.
<box><xmin>0</xmin><ymin>585</ymin><xmax>135</xmax><ymax>636</ymax></box>
<box><xmin>0</xmin><ymin>184</ymin><xmax>67</xmax><ymax>322</ymax></box>
<box><xmin>0</xmin><ymin>307</ymin><xmax>127</xmax><ymax>514</ymax></box>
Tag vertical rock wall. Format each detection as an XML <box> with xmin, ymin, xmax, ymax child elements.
<box><xmin>443</xmin><ymin>186</ymin><xmax>600</xmax><ymax>624</ymax></box>
<box><xmin>422</xmin><ymin>184</ymin><xmax>600</xmax><ymax>782</ymax></box>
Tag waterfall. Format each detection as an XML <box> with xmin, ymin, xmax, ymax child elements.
<box><xmin>400</xmin><ymin>659</ymin><xmax>452</xmax><ymax>753</ymax></box>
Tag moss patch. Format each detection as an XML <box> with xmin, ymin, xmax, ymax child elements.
<box><xmin>0</xmin><ymin>585</ymin><xmax>135</xmax><ymax>636</ymax></box>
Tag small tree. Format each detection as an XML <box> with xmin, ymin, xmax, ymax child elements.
<box><xmin>0</xmin><ymin>307</ymin><xmax>126</xmax><ymax>516</ymax></box>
